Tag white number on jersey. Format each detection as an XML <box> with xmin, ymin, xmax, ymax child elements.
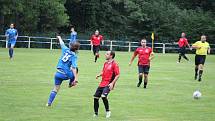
<box><xmin>62</xmin><ymin>53</ymin><xmax>71</xmax><ymax>62</ymax></box>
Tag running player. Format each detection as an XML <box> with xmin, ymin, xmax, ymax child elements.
<box><xmin>70</xmin><ymin>26</ymin><xmax>77</xmax><ymax>43</ymax></box>
<box><xmin>93</xmin><ymin>51</ymin><xmax>120</xmax><ymax>118</ymax></box>
<box><xmin>129</xmin><ymin>39</ymin><xmax>154</xmax><ymax>88</ymax></box>
<box><xmin>177</xmin><ymin>32</ymin><xmax>191</xmax><ymax>63</ymax></box>
<box><xmin>46</xmin><ymin>36</ymin><xmax>79</xmax><ymax>106</ymax></box>
<box><xmin>90</xmin><ymin>30</ymin><xmax>103</xmax><ymax>62</ymax></box>
<box><xmin>192</xmin><ymin>35</ymin><xmax>210</xmax><ymax>81</ymax></box>
<box><xmin>5</xmin><ymin>23</ymin><xmax>18</xmax><ymax>59</ymax></box>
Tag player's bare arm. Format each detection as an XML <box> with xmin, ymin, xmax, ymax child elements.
<box><xmin>109</xmin><ymin>74</ymin><xmax>120</xmax><ymax>90</ymax></box>
<box><xmin>149</xmin><ymin>52</ymin><xmax>155</xmax><ymax>60</ymax></box>
<box><xmin>129</xmin><ymin>54</ymin><xmax>137</xmax><ymax>66</ymax></box>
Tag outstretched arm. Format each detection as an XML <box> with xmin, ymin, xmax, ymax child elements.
<box><xmin>56</xmin><ymin>36</ymin><xmax>66</xmax><ymax>49</ymax></box>
<box><xmin>129</xmin><ymin>53</ymin><xmax>137</xmax><ymax>66</ymax></box>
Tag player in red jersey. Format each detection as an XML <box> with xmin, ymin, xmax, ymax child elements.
<box><xmin>90</xmin><ymin>30</ymin><xmax>103</xmax><ymax>62</ymax></box>
<box><xmin>177</xmin><ymin>32</ymin><xmax>191</xmax><ymax>63</ymax></box>
<box><xmin>129</xmin><ymin>39</ymin><xmax>154</xmax><ymax>88</ymax></box>
<box><xmin>93</xmin><ymin>51</ymin><xmax>120</xmax><ymax>118</ymax></box>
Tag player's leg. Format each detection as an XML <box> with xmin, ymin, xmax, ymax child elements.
<box><xmin>194</xmin><ymin>55</ymin><xmax>199</xmax><ymax>80</ymax></box>
<box><xmin>182</xmin><ymin>48</ymin><xmax>189</xmax><ymax>61</ymax></box>
<box><xmin>198</xmin><ymin>56</ymin><xmax>206</xmax><ymax>81</ymax></box>
<box><xmin>178</xmin><ymin>48</ymin><xmax>182</xmax><ymax>63</ymax></box>
<box><xmin>198</xmin><ymin>64</ymin><xmax>204</xmax><ymax>81</ymax></box>
<box><xmin>95</xmin><ymin>46</ymin><xmax>100</xmax><ymax>62</ymax></box>
<box><xmin>47</xmin><ymin>72</ymin><xmax>66</xmax><ymax>106</ymax></box>
<box><xmin>137</xmin><ymin>65</ymin><xmax>143</xmax><ymax>87</ymax></box>
<box><xmin>101</xmin><ymin>86</ymin><xmax>111</xmax><ymax>118</ymax></box>
<box><xmin>7</xmin><ymin>43</ymin><xmax>12</xmax><ymax>59</ymax></box>
<box><xmin>143</xmin><ymin>66</ymin><xmax>150</xmax><ymax>88</ymax></box>
<box><xmin>93</xmin><ymin>87</ymin><xmax>103</xmax><ymax>116</ymax></box>
<box><xmin>10</xmin><ymin>42</ymin><xmax>15</xmax><ymax>59</ymax></box>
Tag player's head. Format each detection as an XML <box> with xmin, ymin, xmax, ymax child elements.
<box><xmin>70</xmin><ymin>26</ymin><xmax>75</xmax><ymax>32</ymax></box>
<box><xmin>10</xmin><ymin>23</ymin><xmax>14</xmax><ymax>29</ymax></box>
<box><xmin>105</xmin><ymin>51</ymin><xmax>115</xmax><ymax>60</ymax></box>
<box><xmin>140</xmin><ymin>39</ymin><xmax>147</xmax><ymax>47</ymax></box>
<box><xmin>95</xmin><ymin>30</ymin><xmax>99</xmax><ymax>36</ymax></box>
<box><xmin>181</xmin><ymin>32</ymin><xmax>186</xmax><ymax>38</ymax></box>
<box><xmin>69</xmin><ymin>42</ymin><xmax>80</xmax><ymax>52</ymax></box>
<box><xmin>201</xmin><ymin>35</ymin><xmax>207</xmax><ymax>43</ymax></box>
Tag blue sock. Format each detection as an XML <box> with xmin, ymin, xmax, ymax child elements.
<box><xmin>9</xmin><ymin>49</ymin><xmax>12</xmax><ymax>58</ymax></box>
<box><xmin>48</xmin><ymin>91</ymin><xmax>57</xmax><ymax>105</ymax></box>
<box><xmin>11</xmin><ymin>49</ymin><xmax>13</xmax><ymax>57</ymax></box>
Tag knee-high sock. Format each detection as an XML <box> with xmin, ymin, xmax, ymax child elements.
<box><xmin>48</xmin><ymin>91</ymin><xmax>57</xmax><ymax>104</ymax></box>
<box><xmin>102</xmin><ymin>97</ymin><xmax>109</xmax><ymax>112</ymax></box>
<box><xmin>9</xmin><ymin>48</ymin><xmax>13</xmax><ymax>58</ymax></box>
<box><xmin>178</xmin><ymin>54</ymin><xmax>181</xmax><ymax>62</ymax></box>
<box><xmin>94</xmin><ymin>98</ymin><xmax>99</xmax><ymax>115</ymax></box>
<box><xmin>138</xmin><ymin>75</ymin><xmax>143</xmax><ymax>84</ymax></box>
<box><xmin>183</xmin><ymin>55</ymin><xmax>189</xmax><ymax>61</ymax></box>
<box><xmin>195</xmin><ymin>67</ymin><xmax>198</xmax><ymax>76</ymax></box>
<box><xmin>199</xmin><ymin>70</ymin><xmax>203</xmax><ymax>78</ymax></box>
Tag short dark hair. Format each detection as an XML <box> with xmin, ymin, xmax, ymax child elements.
<box><xmin>70</xmin><ymin>42</ymin><xmax>80</xmax><ymax>52</ymax></box>
<box><xmin>110</xmin><ymin>51</ymin><xmax>115</xmax><ymax>59</ymax></box>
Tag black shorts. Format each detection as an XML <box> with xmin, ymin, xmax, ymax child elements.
<box><xmin>93</xmin><ymin>45</ymin><xmax>100</xmax><ymax>55</ymax></box>
<box><xmin>195</xmin><ymin>55</ymin><xmax>206</xmax><ymax>65</ymax></box>
<box><xmin>138</xmin><ymin>65</ymin><xmax>150</xmax><ymax>74</ymax></box>
<box><xmin>178</xmin><ymin>47</ymin><xmax>186</xmax><ymax>55</ymax></box>
<box><xmin>94</xmin><ymin>86</ymin><xmax>110</xmax><ymax>98</ymax></box>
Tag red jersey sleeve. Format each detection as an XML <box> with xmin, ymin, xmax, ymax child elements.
<box><xmin>113</xmin><ymin>62</ymin><xmax>120</xmax><ymax>76</ymax></box>
<box><xmin>134</xmin><ymin>48</ymin><xmax>139</xmax><ymax>56</ymax></box>
<box><xmin>185</xmin><ymin>39</ymin><xmax>189</xmax><ymax>46</ymax></box>
<box><xmin>100</xmin><ymin>35</ymin><xmax>103</xmax><ymax>41</ymax></box>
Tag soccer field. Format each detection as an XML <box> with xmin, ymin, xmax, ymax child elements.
<box><xmin>0</xmin><ymin>48</ymin><xmax>215</xmax><ymax>121</ymax></box>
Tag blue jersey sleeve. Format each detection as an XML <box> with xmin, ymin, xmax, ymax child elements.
<box><xmin>70</xmin><ymin>54</ymin><xmax>77</xmax><ymax>68</ymax></box>
<box><xmin>60</xmin><ymin>43</ymin><xmax>69</xmax><ymax>53</ymax></box>
<box><xmin>5</xmin><ymin>29</ymin><xmax>9</xmax><ymax>36</ymax></box>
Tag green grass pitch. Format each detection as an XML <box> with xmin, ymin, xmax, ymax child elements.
<box><xmin>0</xmin><ymin>48</ymin><xmax>215</xmax><ymax>121</ymax></box>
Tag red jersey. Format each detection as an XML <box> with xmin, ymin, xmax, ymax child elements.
<box><xmin>91</xmin><ymin>35</ymin><xmax>103</xmax><ymax>46</ymax></box>
<box><xmin>134</xmin><ymin>46</ymin><xmax>152</xmax><ymax>66</ymax></box>
<box><xmin>99</xmin><ymin>60</ymin><xmax>120</xmax><ymax>87</ymax></box>
<box><xmin>178</xmin><ymin>38</ymin><xmax>189</xmax><ymax>48</ymax></box>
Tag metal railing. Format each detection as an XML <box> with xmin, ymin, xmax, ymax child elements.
<box><xmin>0</xmin><ymin>35</ymin><xmax>214</xmax><ymax>54</ymax></box>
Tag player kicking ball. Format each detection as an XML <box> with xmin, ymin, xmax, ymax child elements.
<box><xmin>93</xmin><ymin>51</ymin><xmax>120</xmax><ymax>118</ymax></box>
<box><xmin>46</xmin><ymin>36</ymin><xmax>79</xmax><ymax>107</ymax></box>
<box><xmin>129</xmin><ymin>39</ymin><xmax>154</xmax><ymax>88</ymax></box>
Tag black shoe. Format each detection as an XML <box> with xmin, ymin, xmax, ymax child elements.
<box><xmin>137</xmin><ymin>83</ymin><xmax>141</xmax><ymax>87</ymax></box>
<box><xmin>198</xmin><ymin>78</ymin><xmax>202</xmax><ymax>82</ymax></box>
<box><xmin>144</xmin><ymin>85</ymin><xmax>147</xmax><ymax>89</ymax></box>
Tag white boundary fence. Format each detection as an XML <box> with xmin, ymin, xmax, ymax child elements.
<box><xmin>0</xmin><ymin>35</ymin><xmax>214</xmax><ymax>54</ymax></box>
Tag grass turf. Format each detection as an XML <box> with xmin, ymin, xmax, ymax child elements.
<box><xmin>0</xmin><ymin>48</ymin><xmax>215</xmax><ymax>121</ymax></box>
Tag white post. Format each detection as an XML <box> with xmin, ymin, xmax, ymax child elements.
<box><xmin>28</xmin><ymin>37</ymin><xmax>31</xmax><ymax>48</ymax></box>
<box><xmin>110</xmin><ymin>40</ymin><xmax>113</xmax><ymax>50</ymax></box>
<box><xmin>128</xmin><ymin>42</ymin><xmax>131</xmax><ymax>52</ymax></box>
<box><xmin>162</xmin><ymin>43</ymin><xmax>165</xmax><ymax>54</ymax></box>
<box><xmin>90</xmin><ymin>40</ymin><xmax>93</xmax><ymax>51</ymax></box>
<box><xmin>5</xmin><ymin>40</ymin><xmax>8</xmax><ymax>48</ymax></box>
<box><xmin>50</xmin><ymin>38</ymin><xmax>53</xmax><ymax>50</ymax></box>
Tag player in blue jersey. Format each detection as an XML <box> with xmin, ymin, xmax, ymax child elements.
<box><xmin>5</xmin><ymin>23</ymin><xmax>18</xmax><ymax>59</ymax></box>
<box><xmin>70</xmin><ymin>26</ymin><xmax>77</xmax><ymax>43</ymax></box>
<box><xmin>46</xmin><ymin>35</ymin><xmax>80</xmax><ymax>107</ymax></box>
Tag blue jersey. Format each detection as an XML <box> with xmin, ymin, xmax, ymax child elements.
<box><xmin>57</xmin><ymin>44</ymin><xmax>77</xmax><ymax>79</ymax></box>
<box><xmin>5</xmin><ymin>28</ymin><xmax>18</xmax><ymax>43</ymax></box>
<box><xmin>70</xmin><ymin>31</ymin><xmax>77</xmax><ymax>43</ymax></box>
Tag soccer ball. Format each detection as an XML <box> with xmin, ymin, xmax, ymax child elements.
<box><xmin>193</xmin><ymin>90</ymin><xmax>202</xmax><ymax>99</ymax></box>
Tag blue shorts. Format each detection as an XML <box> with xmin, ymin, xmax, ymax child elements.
<box><xmin>8</xmin><ymin>41</ymin><xmax>16</xmax><ymax>48</ymax></box>
<box><xmin>54</xmin><ymin>72</ymin><xmax>74</xmax><ymax>85</ymax></box>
